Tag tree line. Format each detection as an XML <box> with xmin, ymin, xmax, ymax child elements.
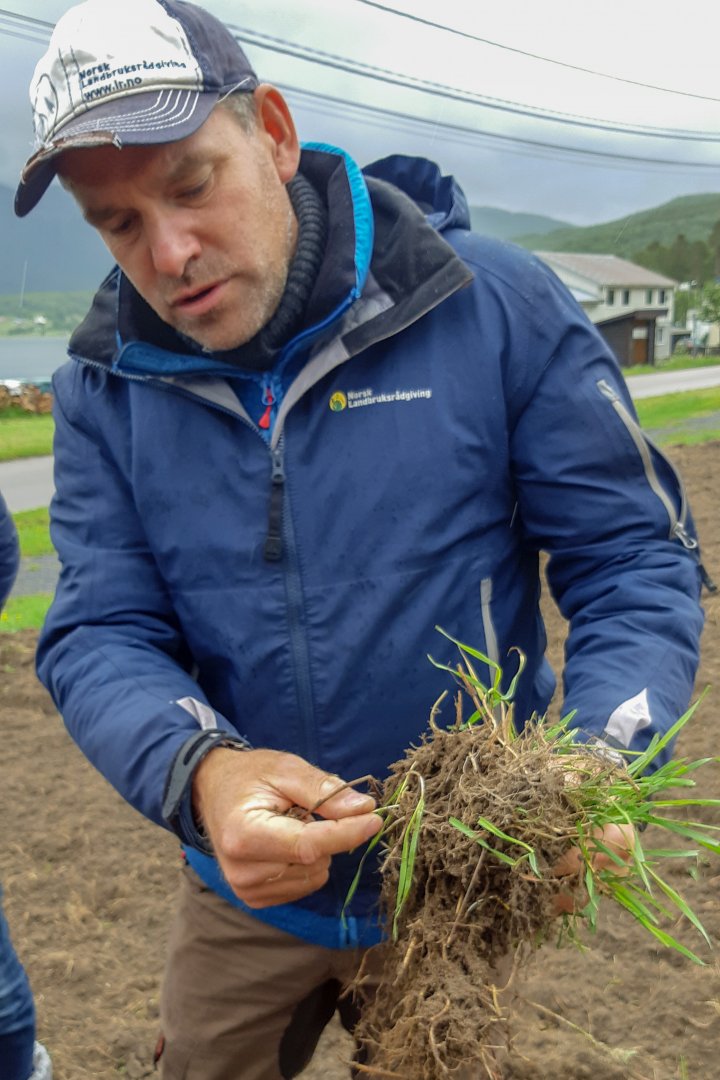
<box><xmin>632</xmin><ymin>222</ymin><xmax>720</xmax><ymax>287</ymax></box>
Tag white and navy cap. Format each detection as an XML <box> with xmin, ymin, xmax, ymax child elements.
<box><xmin>15</xmin><ymin>0</ymin><xmax>258</xmax><ymax>217</ymax></box>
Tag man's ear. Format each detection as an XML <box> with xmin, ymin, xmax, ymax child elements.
<box><xmin>253</xmin><ymin>84</ymin><xmax>301</xmax><ymax>184</ymax></box>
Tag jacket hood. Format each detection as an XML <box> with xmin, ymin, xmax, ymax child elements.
<box><xmin>362</xmin><ymin>154</ymin><xmax>471</xmax><ymax>233</ymax></box>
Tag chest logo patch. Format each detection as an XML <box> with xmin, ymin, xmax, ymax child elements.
<box><xmin>329</xmin><ymin>387</ymin><xmax>433</xmax><ymax>412</ymax></box>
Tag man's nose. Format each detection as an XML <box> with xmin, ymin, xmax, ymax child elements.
<box><xmin>146</xmin><ymin>212</ymin><xmax>201</xmax><ymax>277</ymax></box>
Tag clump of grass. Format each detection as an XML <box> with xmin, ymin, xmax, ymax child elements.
<box><xmin>347</xmin><ymin>629</ymin><xmax>720</xmax><ymax>1079</ymax></box>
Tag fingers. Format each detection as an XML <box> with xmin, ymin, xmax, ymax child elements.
<box><xmin>225</xmin><ymin>854</ymin><xmax>332</xmax><ymax>909</ymax></box>
<box><xmin>191</xmin><ymin>747</ymin><xmax>383</xmax><ymax>909</ymax></box>
<box><xmin>552</xmin><ymin>823</ymin><xmax>635</xmax><ymax>880</ymax></box>
<box><xmin>551</xmin><ymin>823</ymin><xmax>636</xmax><ymax>916</ymax></box>
<box><xmin>222</xmin><ymin>805</ymin><xmax>382</xmax><ymax>865</ymax></box>
<box><xmin>590</xmin><ymin>822</ymin><xmax>635</xmax><ymax>873</ymax></box>
<box><xmin>264</xmin><ymin>763</ymin><xmax>377</xmax><ymax>821</ymax></box>
<box><xmin>215</xmin><ymin>803</ymin><xmax>381</xmax><ymax>908</ymax></box>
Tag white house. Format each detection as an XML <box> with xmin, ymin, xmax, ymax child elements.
<box><xmin>534</xmin><ymin>252</ymin><xmax>677</xmax><ymax>366</ymax></box>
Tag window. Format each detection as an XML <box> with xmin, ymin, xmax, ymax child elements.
<box><xmin>607</xmin><ymin>288</ymin><xmax>615</xmax><ymax>305</ymax></box>
<box><xmin>658</xmin><ymin>289</ymin><xmax>667</xmax><ymax>304</ymax></box>
<box><xmin>622</xmin><ymin>289</ymin><xmax>630</xmax><ymax>305</ymax></box>
<box><xmin>646</xmin><ymin>289</ymin><xmax>653</xmax><ymax>304</ymax></box>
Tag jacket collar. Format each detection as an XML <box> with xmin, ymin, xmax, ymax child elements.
<box><xmin>68</xmin><ymin>146</ymin><xmax>472</xmax><ymax>377</ymax></box>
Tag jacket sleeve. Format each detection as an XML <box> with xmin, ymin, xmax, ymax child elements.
<box><xmin>504</xmin><ymin>255</ymin><xmax>704</xmax><ymax>763</ymax></box>
<box><xmin>36</xmin><ymin>367</ymin><xmax>238</xmax><ymax>830</ymax></box>
<box><xmin>0</xmin><ymin>490</ymin><xmax>20</xmax><ymax>610</ymax></box>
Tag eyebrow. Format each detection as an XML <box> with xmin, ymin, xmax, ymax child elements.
<box><xmin>83</xmin><ymin>205</ymin><xmax>123</xmax><ymax>227</ymax></box>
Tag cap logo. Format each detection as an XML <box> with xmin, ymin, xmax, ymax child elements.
<box><xmin>29</xmin><ymin>0</ymin><xmax>205</xmax><ymax>146</ymax></box>
<box><xmin>32</xmin><ymin>75</ymin><xmax>59</xmax><ymax>145</ymax></box>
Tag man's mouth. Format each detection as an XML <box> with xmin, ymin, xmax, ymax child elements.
<box><xmin>171</xmin><ymin>281</ymin><xmax>227</xmax><ymax>315</ymax></box>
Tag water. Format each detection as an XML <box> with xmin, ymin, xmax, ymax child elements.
<box><xmin>0</xmin><ymin>336</ymin><xmax>70</xmax><ymax>385</ymax></box>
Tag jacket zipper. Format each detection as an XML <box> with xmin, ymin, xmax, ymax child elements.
<box><xmin>598</xmin><ymin>379</ymin><xmax>694</xmax><ymax>547</ymax></box>
<box><xmin>264</xmin><ymin>444</ymin><xmax>285</xmax><ymax>561</ymax></box>
<box><xmin>597</xmin><ymin>379</ymin><xmax>716</xmax><ymax>590</ymax></box>
<box><xmin>258</xmin><ymin>382</ymin><xmax>275</xmax><ymax>432</ymax></box>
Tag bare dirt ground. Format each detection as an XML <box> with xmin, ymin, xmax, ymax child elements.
<box><xmin>1</xmin><ymin>441</ymin><xmax>719</xmax><ymax>1080</ymax></box>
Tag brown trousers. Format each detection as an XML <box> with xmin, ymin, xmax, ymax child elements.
<box><xmin>158</xmin><ymin>866</ymin><xmax>376</xmax><ymax>1080</ymax></box>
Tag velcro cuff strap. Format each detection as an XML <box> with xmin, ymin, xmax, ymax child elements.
<box><xmin>162</xmin><ymin>728</ymin><xmax>251</xmax><ymax>852</ymax></box>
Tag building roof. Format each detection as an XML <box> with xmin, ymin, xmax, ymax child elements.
<box><xmin>535</xmin><ymin>252</ymin><xmax>677</xmax><ymax>288</ymax></box>
<box><xmin>596</xmin><ymin>308</ymin><xmax>668</xmax><ymax>326</ymax></box>
<box><xmin>568</xmin><ymin>286</ymin><xmax>599</xmax><ymax>304</ymax></box>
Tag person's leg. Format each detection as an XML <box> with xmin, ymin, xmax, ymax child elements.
<box><xmin>159</xmin><ymin>867</ymin><xmax>367</xmax><ymax>1080</ymax></box>
<box><xmin>0</xmin><ymin>888</ymin><xmax>36</xmax><ymax>1080</ymax></box>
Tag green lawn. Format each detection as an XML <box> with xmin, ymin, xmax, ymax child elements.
<box><xmin>1</xmin><ymin>510</ymin><xmax>54</xmax><ymax>632</ymax></box>
<box><xmin>0</xmin><ymin>592</ymin><xmax>52</xmax><ymax>633</ymax></box>
<box><xmin>624</xmin><ymin>354</ymin><xmax>720</xmax><ymax>377</ymax></box>
<box><xmin>0</xmin><ymin>410</ymin><xmax>54</xmax><ymax>461</ymax></box>
<box><xmin>12</xmin><ymin>507</ymin><xmax>53</xmax><ymax>556</ymax></box>
<box><xmin>634</xmin><ymin>387</ymin><xmax>720</xmax><ymax>438</ymax></box>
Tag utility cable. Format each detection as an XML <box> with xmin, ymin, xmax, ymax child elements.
<box><xmin>1</xmin><ymin>8</ymin><xmax>718</xmax><ymax>140</ymax></box>
<box><xmin>353</xmin><ymin>0</ymin><xmax>720</xmax><ymax>104</ymax></box>
<box><xmin>225</xmin><ymin>22</ymin><xmax>720</xmax><ymax>142</ymax></box>
<box><xmin>283</xmin><ymin>83</ymin><xmax>720</xmax><ymax>171</ymax></box>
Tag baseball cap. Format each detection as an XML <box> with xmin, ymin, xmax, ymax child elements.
<box><xmin>15</xmin><ymin>0</ymin><xmax>258</xmax><ymax>217</ymax></box>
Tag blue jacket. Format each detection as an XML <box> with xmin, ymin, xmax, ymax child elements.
<box><xmin>0</xmin><ymin>491</ymin><xmax>19</xmax><ymax>610</ymax></box>
<box><xmin>36</xmin><ymin>147</ymin><xmax>703</xmax><ymax>948</ymax></box>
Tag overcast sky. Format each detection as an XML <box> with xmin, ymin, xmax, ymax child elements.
<box><xmin>2</xmin><ymin>0</ymin><xmax>719</xmax><ymax>225</ymax></box>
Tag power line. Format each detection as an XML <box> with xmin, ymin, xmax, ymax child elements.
<box><xmin>0</xmin><ymin>8</ymin><xmax>52</xmax><ymax>29</ymax></box>
<box><xmin>0</xmin><ymin>24</ymin><xmax>48</xmax><ymax>46</ymax></box>
<box><xmin>353</xmin><ymin>0</ymin><xmax>720</xmax><ymax>104</ymax></box>
<box><xmin>283</xmin><ymin>83</ymin><xmax>720</xmax><ymax>172</ymax></box>
<box><xmin>1</xmin><ymin>6</ymin><xmax>720</xmax><ymax>151</ymax></box>
<box><xmin>225</xmin><ymin>22</ymin><xmax>720</xmax><ymax>143</ymax></box>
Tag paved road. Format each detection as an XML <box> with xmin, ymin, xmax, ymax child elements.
<box><xmin>625</xmin><ymin>365</ymin><xmax>720</xmax><ymax>400</ymax></box>
<box><xmin>0</xmin><ymin>455</ymin><xmax>54</xmax><ymax>512</ymax></box>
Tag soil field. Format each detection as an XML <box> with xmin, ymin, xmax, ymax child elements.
<box><xmin>2</xmin><ymin>442</ymin><xmax>720</xmax><ymax>1080</ymax></box>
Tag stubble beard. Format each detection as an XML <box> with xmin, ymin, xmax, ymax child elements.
<box><xmin>170</xmin><ymin>194</ymin><xmax>298</xmax><ymax>353</ymax></box>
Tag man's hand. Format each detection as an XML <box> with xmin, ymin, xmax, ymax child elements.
<box><xmin>192</xmin><ymin>747</ymin><xmax>381</xmax><ymax>908</ymax></box>
<box><xmin>552</xmin><ymin>822</ymin><xmax>636</xmax><ymax>914</ymax></box>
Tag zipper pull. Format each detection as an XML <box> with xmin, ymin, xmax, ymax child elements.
<box><xmin>264</xmin><ymin>447</ymin><xmax>285</xmax><ymax>562</ymax></box>
<box><xmin>258</xmin><ymin>386</ymin><xmax>274</xmax><ymax>431</ymax></box>
<box><xmin>673</xmin><ymin>523</ymin><xmax>717</xmax><ymax>592</ymax></box>
<box><xmin>672</xmin><ymin>521</ymin><xmax>699</xmax><ymax>552</ymax></box>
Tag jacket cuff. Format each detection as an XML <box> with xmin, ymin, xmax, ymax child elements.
<box><xmin>162</xmin><ymin>728</ymin><xmax>251</xmax><ymax>853</ymax></box>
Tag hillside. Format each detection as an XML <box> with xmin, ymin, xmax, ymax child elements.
<box><xmin>515</xmin><ymin>193</ymin><xmax>720</xmax><ymax>257</ymax></box>
<box><xmin>1</xmin><ymin>182</ymin><xmax>112</xmax><ymax>294</ymax></box>
<box><xmin>468</xmin><ymin>206</ymin><xmax>572</xmax><ymax>242</ymax></box>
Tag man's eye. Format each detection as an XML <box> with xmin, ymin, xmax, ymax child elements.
<box><xmin>108</xmin><ymin>217</ymin><xmax>134</xmax><ymax>237</ymax></box>
<box><xmin>181</xmin><ymin>177</ymin><xmax>210</xmax><ymax>199</ymax></box>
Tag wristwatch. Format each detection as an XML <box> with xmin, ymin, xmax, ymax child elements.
<box><xmin>162</xmin><ymin>728</ymin><xmax>251</xmax><ymax>854</ymax></box>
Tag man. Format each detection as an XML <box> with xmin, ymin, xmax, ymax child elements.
<box><xmin>0</xmin><ymin>492</ymin><xmax>53</xmax><ymax>1080</ymax></box>
<box><xmin>16</xmin><ymin>1</ymin><xmax>704</xmax><ymax>1077</ymax></box>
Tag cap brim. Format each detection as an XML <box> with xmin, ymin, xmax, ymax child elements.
<box><xmin>15</xmin><ymin>88</ymin><xmax>218</xmax><ymax>217</ymax></box>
